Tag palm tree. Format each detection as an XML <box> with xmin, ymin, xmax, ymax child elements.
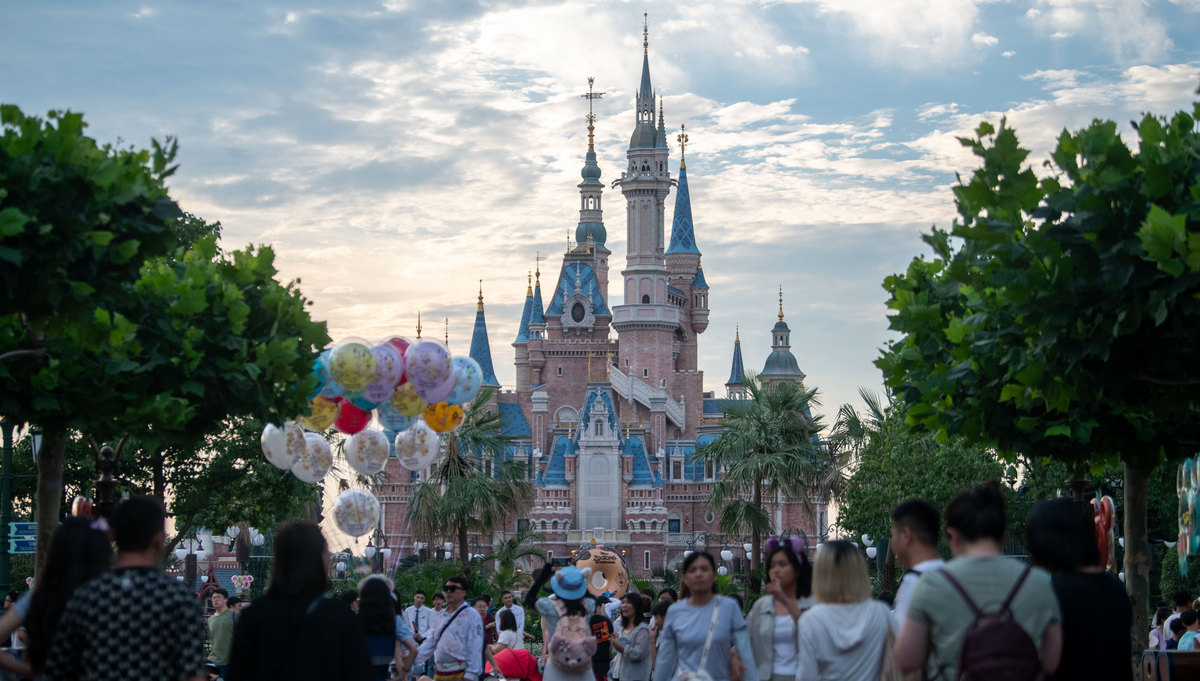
<box><xmin>694</xmin><ymin>374</ymin><xmax>834</xmax><ymax>593</ymax></box>
<box><xmin>407</xmin><ymin>388</ymin><xmax>535</xmax><ymax>574</ymax></box>
<box><xmin>485</xmin><ymin>526</ymin><xmax>547</xmax><ymax>592</ymax></box>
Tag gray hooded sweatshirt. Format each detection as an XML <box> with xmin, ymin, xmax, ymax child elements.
<box><xmin>795</xmin><ymin>599</ymin><xmax>894</xmax><ymax>681</ymax></box>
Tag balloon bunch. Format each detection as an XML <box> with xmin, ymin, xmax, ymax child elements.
<box><xmin>1178</xmin><ymin>458</ymin><xmax>1200</xmax><ymax>578</ymax></box>
<box><xmin>258</xmin><ymin>336</ymin><xmax>485</xmax><ymax>538</ymax></box>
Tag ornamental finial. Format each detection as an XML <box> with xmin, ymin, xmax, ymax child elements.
<box><xmin>581</xmin><ymin>77</ymin><xmax>606</xmax><ymax>152</ymax></box>
<box><xmin>643</xmin><ymin>12</ymin><xmax>649</xmax><ymax>55</ymax></box>
<box><xmin>778</xmin><ymin>286</ymin><xmax>784</xmax><ymax>321</ymax></box>
<box><xmin>477</xmin><ymin>280</ymin><xmax>484</xmax><ymax>312</ymax></box>
<box><xmin>735</xmin><ymin>326</ymin><xmax>740</xmax><ymax>344</ymax></box>
<box><xmin>677</xmin><ymin>123</ymin><xmax>688</xmax><ymax>169</ymax></box>
<box><xmin>416</xmin><ymin>311</ymin><xmax>422</xmax><ymax>339</ymax></box>
<box><xmin>527</xmin><ymin>271</ymin><xmax>533</xmax><ymax>297</ymax></box>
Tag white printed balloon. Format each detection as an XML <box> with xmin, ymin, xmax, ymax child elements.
<box><xmin>261</xmin><ymin>421</ymin><xmax>305</xmax><ymax>470</ymax></box>
<box><xmin>345</xmin><ymin>429</ymin><xmax>390</xmax><ymax>476</ymax></box>
<box><xmin>291</xmin><ymin>432</ymin><xmax>332</xmax><ymax>483</ymax></box>
<box><xmin>395</xmin><ymin>420</ymin><xmax>439</xmax><ymax>472</ymax></box>
<box><xmin>332</xmin><ymin>488</ymin><xmax>380</xmax><ymax>537</ymax></box>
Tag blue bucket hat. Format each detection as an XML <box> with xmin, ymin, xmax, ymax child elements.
<box><xmin>551</xmin><ymin>566</ymin><xmax>590</xmax><ymax>600</ymax></box>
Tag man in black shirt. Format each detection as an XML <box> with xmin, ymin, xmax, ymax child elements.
<box><xmin>44</xmin><ymin>496</ymin><xmax>207</xmax><ymax>681</ymax></box>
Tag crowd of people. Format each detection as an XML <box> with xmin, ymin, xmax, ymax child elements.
<box><xmin>0</xmin><ymin>482</ymin><xmax>1144</xmax><ymax>681</ymax></box>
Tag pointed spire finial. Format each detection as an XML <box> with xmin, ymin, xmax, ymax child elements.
<box><xmin>677</xmin><ymin>123</ymin><xmax>688</xmax><ymax>169</ymax></box>
<box><xmin>535</xmin><ymin>252</ymin><xmax>542</xmax><ymax>284</ymax></box>
<box><xmin>581</xmin><ymin>77</ymin><xmax>606</xmax><ymax>152</ymax></box>
<box><xmin>643</xmin><ymin>12</ymin><xmax>649</xmax><ymax>55</ymax></box>
<box><xmin>444</xmin><ymin>317</ymin><xmax>449</xmax><ymax>346</ymax></box>
<box><xmin>416</xmin><ymin>311</ymin><xmax>422</xmax><ymax>339</ymax></box>
<box><xmin>477</xmin><ymin>280</ymin><xmax>484</xmax><ymax>312</ymax></box>
<box><xmin>778</xmin><ymin>285</ymin><xmax>784</xmax><ymax>321</ymax></box>
<box><xmin>735</xmin><ymin>326</ymin><xmax>740</xmax><ymax>344</ymax></box>
<box><xmin>526</xmin><ymin>271</ymin><xmax>533</xmax><ymax>297</ymax></box>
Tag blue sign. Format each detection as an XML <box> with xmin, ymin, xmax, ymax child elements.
<box><xmin>8</xmin><ymin>523</ymin><xmax>35</xmax><ymax>538</ymax></box>
<box><xmin>8</xmin><ymin>539</ymin><xmax>35</xmax><ymax>554</ymax></box>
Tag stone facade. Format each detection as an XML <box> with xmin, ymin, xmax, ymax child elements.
<box><xmin>376</xmin><ymin>29</ymin><xmax>826</xmax><ymax>577</ymax></box>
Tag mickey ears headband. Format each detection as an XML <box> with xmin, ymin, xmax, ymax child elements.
<box><xmin>764</xmin><ymin>536</ymin><xmax>807</xmax><ymax>558</ymax></box>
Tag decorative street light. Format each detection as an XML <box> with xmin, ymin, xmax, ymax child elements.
<box><xmin>742</xmin><ymin>543</ymin><xmax>753</xmax><ymax>555</ymax></box>
<box><xmin>173</xmin><ymin>534</ymin><xmax>207</xmax><ymax>590</ymax></box>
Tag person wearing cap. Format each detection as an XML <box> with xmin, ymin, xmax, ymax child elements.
<box><xmin>534</xmin><ymin>565</ymin><xmax>597</xmax><ymax>681</ymax></box>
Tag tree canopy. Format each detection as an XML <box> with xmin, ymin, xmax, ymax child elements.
<box><xmin>877</xmin><ymin>107</ymin><xmax>1200</xmax><ymax>473</ymax></box>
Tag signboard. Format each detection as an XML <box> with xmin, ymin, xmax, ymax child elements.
<box><xmin>9</xmin><ymin>539</ymin><xmax>35</xmax><ymax>554</ymax></box>
<box><xmin>8</xmin><ymin>523</ymin><xmax>35</xmax><ymax>538</ymax></box>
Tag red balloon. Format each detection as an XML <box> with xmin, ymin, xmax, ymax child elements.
<box><xmin>385</xmin><ymin>336</ymin><xmax>412</xmax><ymax>385</ymax></box>
<box><xmin>333</xmin><ymin>400</ymin><xmax>371</xmax><ymax>435</ymax></box>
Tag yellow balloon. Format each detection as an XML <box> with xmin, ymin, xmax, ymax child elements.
<box><xmin>391</xmin><ymin>382</ymin><xmax>427</xmax><ymax>418</ymax></box>
<box><xmin>297</xmin><ymin>396</ymin><xmax>338</xmax><ymax>431</ymax></box>
<box><xmin>422</xmin><ymin>402</ymin><xmax>464</xmax><ymax>433</ymax></box>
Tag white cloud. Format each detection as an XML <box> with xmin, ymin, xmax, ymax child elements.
<box><xmin>1002</xmin><ymin>50</ymin><xmax>1016</xmax><ymax>57</ymax></box>
<box><xmin>1021</xmin><ymin>69</ymin><xmax>1082</xmax><ymax>88</ymax></box>
<box><xmin>1029</xmin><ymin>0</ymin><xmax>1173</xmax><ymax>61</ymax></box>
<box><xmin>130</xmin><ymin>6</ymin><xmax>155</xmax><ymax>18</ymax></box>
<box><xmin>787</xmin><ymin>0</ymin><xmax>987</xmax><ymax>70</ymax></box>
<box><xmin>971</xmin><ymin>32</ymin><xmax>999</xmax><ymax>47</ymax></box>
<box><xmin>917</xmin><ymin>102</ymin><xmax>961</xmax><ymax>121</ymax></box>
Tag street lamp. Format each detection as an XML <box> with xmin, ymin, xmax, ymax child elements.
<box><xmin>174</xmin><ymin>534</ymin><xmax>207</xmax><ymax>590</ymax></box>
<box><xmin>742</xmin><ymin>543</ymin><xmax>753</xmax><ymax>555</ymax></box>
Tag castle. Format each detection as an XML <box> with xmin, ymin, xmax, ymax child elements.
<box><xmin>378</xmin><ymin>23</ymin><xmax>826</xmax><ymax>577</ymax></box>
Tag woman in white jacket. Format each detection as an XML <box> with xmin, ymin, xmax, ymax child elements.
<box><xmin>745</xmin><ymin>537</ymin><xmax>814</xmax><ymax>681</ymax></box>
<box><xmin>796</xmin><ymin>541</ymin><xmax>894</xmax><ymax>681</ymax></box>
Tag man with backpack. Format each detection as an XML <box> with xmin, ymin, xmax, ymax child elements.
<box><xmin>415</xmin><ymin>576</ymin><xmax>484</xmax><ymax>681</ymax></box>
<box><xmin>894</xmin><ymin>482</ymin><xmax>1062</xmax><ymax>681</ymax></box>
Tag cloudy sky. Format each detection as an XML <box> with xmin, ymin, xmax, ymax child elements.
<box><xmin>5</xmin><ymin>0</ymin><xmax>1199</xmax><ymax>424</ymax></box>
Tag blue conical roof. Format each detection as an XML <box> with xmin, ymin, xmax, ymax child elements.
<box><xmin>530</xmin><ymin>279</ymin><xmax>546</xmax><ymax>325</ymax></box>
<box><xmin>727</xmin><ymin>334</ymin><xmax>745</xmax><ymax>385</ymax></box>
<box><xmin>639</xmin><ymin>53</ymin><xmax>653</xmax><ymax>101</ymax></box>
<box><xmin>692</xmin><ymin>266</ymin><xmax>708</xmax><ymax>289</ymax></box>
<box><xmin>469</xmin><ymin>301</ymin><xmax>500</xmax><ymax>387</ymax></box>
<box><xmin>514</xmin><ymin>283</ymin><xmax>533</xmax><ymax>344</ymax></box>
<box><xmin>666</xmin><ymin>165</ymin><xmax>700</xmax><ymax>255</ymax></box>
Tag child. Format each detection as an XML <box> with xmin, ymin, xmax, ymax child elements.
<box><xmin>588</xmin><ymin>597</ymin><xmax>612</xmax><ymax>681</ymax></box>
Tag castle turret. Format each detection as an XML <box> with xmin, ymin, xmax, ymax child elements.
<box><xmin>513</xmin><ymin>274</ymin><xmax>534</xmax><ymax>391</ymax></box>
<box><xmin>760</xmin><ymin>288</ymin><xmax>806</xmax><ymax>387</ymax></box>
<box><xmin>725</xmin><ymin>328</ymin><xmax>746</xmax><ymax>399</ymax></box>
<box><xmin>469</xmin><ymin>283</ymin><xmax>501</xmax><ymax>389</ymax></box>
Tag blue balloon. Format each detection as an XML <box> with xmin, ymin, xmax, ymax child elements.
<box><xmin>352</xmin><ymin>395</ymin><xmax>378</xmax><ymax>411</ymax></box>
<box><xmin>309</xmin><ymin>356</ymin><xmax>327</xmax><ymax>400</ymax></box>
<box><xmin>445</xmin><ymin>356</ymin><xmax>484</xmax><ymax>406</ymax></box>
<box><xmin>376</xmin><ymin>400</ymin><xmax>417</xmax><ymax>432</ymax></box>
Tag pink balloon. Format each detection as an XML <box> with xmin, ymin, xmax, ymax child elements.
<box><xmin>416</xmin><ymin>369</ymin><xmax>456</xmax><ymax>404</ymax></box>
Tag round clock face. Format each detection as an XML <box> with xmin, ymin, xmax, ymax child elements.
<box><xmin>571</xmin><ymin>302</ymin><xmax>586</xmax><ymax>323</ymax></box>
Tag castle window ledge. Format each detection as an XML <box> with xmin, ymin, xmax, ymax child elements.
<box><xmin>665</xmin><ymin>532</ymin><xmax>696</xmax><ymax>547</ymax></box>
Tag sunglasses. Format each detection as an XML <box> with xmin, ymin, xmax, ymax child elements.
<box><xmin>443</xmin><ymin>584</ymin><xmax>462</xmax><ymax>592</ymax></box>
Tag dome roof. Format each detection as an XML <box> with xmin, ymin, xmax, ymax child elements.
<box><xmin>581</xmin><ymin>150</ymin><xmax>602</xmax><ymax>181</ymax></box>
<box><xmin>772</xmin><ymin>320</ymin><xmax>790</xmax><ymax>332</ymax></box>
<box><xmin>629</xmin><ymin>123</ymin><xmax>658</xmax><ymax>149</ymax></box>
<box><xmin>576</xmin><ymin>222</ymin><xmax>607</xmax><ymax>246</ymax></box>
<box><xmin>762</xmin><ymin>350</ymin><xmax>804</xmax><ymax>377</ymax></box>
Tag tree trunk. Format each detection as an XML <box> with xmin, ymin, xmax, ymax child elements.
<box><xmin>35</xmin><ymin>430</ymin><xmax>68</xmax><ymax>567</ymax></box>
<box><xmin>459</xmin><ymin>521</ymin><xmax>470</xmax><ymax>576</ymax></box>
<box><xmin>1124</xmin><ymin>462</ymin><xmax>1149</xmax><ymax>663</ymax></box>
<box><xmin>882</xmin><ymin>542</ymin><xmax>897</xmax><ymax>594</ymax></box>
<box><xmin>152</xmin><ymin>448</ymin><xmax>166</xmax><ymax>503</ymax></box>
<box><xmin>750</xmin><ymin>470</ymin><xmax>762</xmax><ymax>595</ymax></box>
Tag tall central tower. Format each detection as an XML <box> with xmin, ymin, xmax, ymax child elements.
<box><xmin>611</xmin><ymin>18</ymin><xmax>677</xmax><ymax>385</ymax></box>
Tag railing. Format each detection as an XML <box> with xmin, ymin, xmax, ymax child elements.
<box><xmin>665</xmin><ymin>532</ymin><xmax>696</xmax><ymax>547</ymax></box>
<box><xmin>608</xmin><ymin>363</ymin><xmax>686</xmax><ymax>428</ymax></box>
<box><xmin>567</xmin><ymin>529</ymin><xmax>631</xmax><ymax>544</ymax></box>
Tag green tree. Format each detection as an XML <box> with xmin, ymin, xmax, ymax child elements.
<box><xmin>694</xmin><ymin>375</ymin><xmax>837</xmax><ymax>592</ymax></box>
<box><xmin>0</xmin><ymin>106</ymin><xmax>182</xmax><ymax>557</ymax></box>
<box><xmin>484</xmin><ymin>527</ymin><xmax>547</xmax><ymax>593</ymax></box>
<box><xmin>407</xmin><ymin>389</ymin><xmax>535</xmax><ymax>573</ymax></box>
<box><xmin>877</xmin><ymin>105</ymin><xmax>1200</xmax><ymax>648</ymax></box>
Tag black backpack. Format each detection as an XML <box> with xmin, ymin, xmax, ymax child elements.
<box><xmin>938</xmin><ymin>565</ymin><xmax>1043</xmax><ymax>681</ymax></box>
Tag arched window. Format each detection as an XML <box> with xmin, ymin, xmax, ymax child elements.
<box><xmin>642</xmin><ymin>295</ymin><xmax>650</xmax><ymax>304</ymax></box>
<box><xmin>557</xmin><ymin>366</ymin><xmax>563</xmax><ymax>376</ymax></box>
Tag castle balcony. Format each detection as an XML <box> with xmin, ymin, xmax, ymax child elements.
<box><xmin>665</xmin><ymin>532</ymin><xmax>698</xmax><ymax>547</ymax></box>
<box><xmin>567</xmin><ymin>528</ymin><xmax>631</xmax><ymax>545</ymax></box>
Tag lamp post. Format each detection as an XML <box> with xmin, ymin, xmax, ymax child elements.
<box><xmin>173</xmin><ymin>534</ymin><xmax>207</xmax><ymax>591</ymax></box>
<box><xmin>0</xmin><ymin>420</ymin><xmax>15</xmax><ymax>596</ymax></box>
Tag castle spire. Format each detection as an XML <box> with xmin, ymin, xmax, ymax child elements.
<box><xmin>577</xmin><ymin>78</ymin><xmax>607</xmax><ymax>247</ymax></box>
<box><xmin>643</xmin><ymin>12</ymin><xmax>648</xmax><ymax>55</ymax></box>
<box><xmin>469</xmin><ymin>284</ymin><xmax>501</xmax><ymax>387</ymax></box>
<box><xmin>778</xmin><ymin>285</ymin><xmax>784</xmax><ymax>321</ymax></box>
<box><xmin>666</xmin><ymin>124</ymin><xmax>699</xmax><ymax>256</ymax></box>
<box><xmin>514</xmin><ymin>274</ymin><xmax>533</xmax><ymax>343</ymax></box>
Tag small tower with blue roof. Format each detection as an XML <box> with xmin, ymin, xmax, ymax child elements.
<box><xmin>469</xmin><ymin>282</ymin><xmax>501</xmax><ymax>390</ymax></box>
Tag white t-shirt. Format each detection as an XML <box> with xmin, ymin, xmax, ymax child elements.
<box><xmin>771</xmin><ymin>614</ymin><xmax>798</xmax><ymax>677</ymax></box>
<box><xmin>497</xmin><ymin>629</ymin><xmax>519</xmax><ymax>650</ymax></box>
<box><xmin>893</xmin><ymin>557</ymin><xmax>945</xmax><ymax>629</ymax></box>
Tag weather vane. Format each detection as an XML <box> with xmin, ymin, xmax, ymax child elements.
<box><xmin>677</xmin><ymin>123</ymin><xmax>688</xmax><ymax>168</ymax></box>
<box><xmin>581</xmin><ymin>77</ymin><xmax>606</xmax><ymax>150</ymax></box>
